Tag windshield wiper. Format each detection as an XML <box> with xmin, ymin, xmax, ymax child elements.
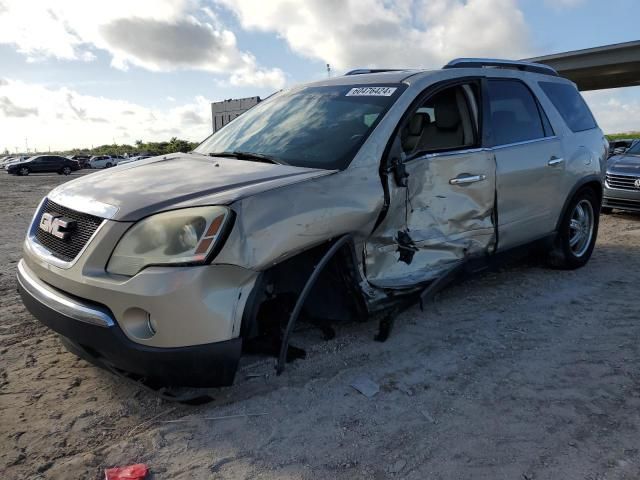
<box><xmin>207</xmin><ymin>151</ymin><xmax>287</xmax><ymax>165</ymax></box>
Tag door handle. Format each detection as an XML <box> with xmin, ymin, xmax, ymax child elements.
<box><xmin>449</xmin><ymin>174</ymin><xmax>487</xmax><ymax>185</ymax></box>
<box><xmin>548</xmin><ymin>156</ymin><xmax>564</xmax><ymax>166</ymax></box>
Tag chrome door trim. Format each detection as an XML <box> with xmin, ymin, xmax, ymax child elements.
<box><xmin>408</xmin><ymin>147</ymin><xmax>492</xmax><ymax>162</ymax></box>
<box><xmin>17</xmin><ymin>260</ymin><xmax>114</xmax><ymax>327</ymax></box>
<box><xmin>491</xmin><ymin>136</ymin><xmax>558</xmax><ymax>151</ymax></box>
<box><xmin>406</xmin><ymin>136</ymin><xmax>559</xmax><ymax>163</ymax></box>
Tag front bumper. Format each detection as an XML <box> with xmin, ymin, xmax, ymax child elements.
<box><xmin>17</xmin><ymin>260</ymin><xmax>242</xmax><ymax>387</ymax></box>
<box><xmin>603</xmin><ymin>185</ymin><xmax>640</xmax><ymax>212</ymax></box>
<box><xmin>23</xmin><ymin>217</ymin><xmax>259</xmax><ymax>349</ymax></box>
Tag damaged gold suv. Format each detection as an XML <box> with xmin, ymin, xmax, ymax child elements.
<box><xmin>18</xmin><ymin>59</ymin><xmax>606</xmax><ymax>389</ymax></box>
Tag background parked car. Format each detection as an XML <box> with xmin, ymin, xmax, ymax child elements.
<box><xmin>88</xmin><ymin>155</ymin><xmax>121</xmax><ymax>168</ymax></box>
<box><xmin>2</xmin><ymin>156</ymin><xmax>29</xmax><ymax>169</ymax></box>
<box><xmin>603</xmin><ymin>141</ymin><xmax>640</xmax><ymax>213</ymax></box>
<box><xmin>608</xmin><ymin>139</ymin><xmax>638</xmax><ymax>157</ymax></box>
<box><xmin>67</xmin><ymin>154</ymin><xmax>91</xmax><ymax>168</ymax></box>
<box><xmin>6</xmin><ymin>155</ymin><xmax>80</xmax><ymax>176</ymax></box>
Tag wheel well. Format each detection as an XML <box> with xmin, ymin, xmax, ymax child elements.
<box><xmin>555</xmin><ymin>176</ymin><xmax>603</xmax><ymax>231</ymax></box>
<box><xmin>578</xmin><ymin>180</ymin><xmax>602</xmax><ymax>204</ymax></box>
<box><xmin>240</xmin><ymin>238</ymin><xmax>368</xmax><ymax>340</ymax></box>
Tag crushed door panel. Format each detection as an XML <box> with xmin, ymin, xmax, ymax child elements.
<box><xmin>365</xmin><ymin>150</ymin><xmax>497</xmax><ymax>288</ymax></box>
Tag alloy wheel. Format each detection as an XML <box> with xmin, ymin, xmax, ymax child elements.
<box><xmin>569</xmin><ymin>199</ymin><xmax>594</xmax><ymax>257</ymax></box>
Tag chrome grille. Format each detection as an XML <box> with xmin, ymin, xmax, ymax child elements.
<box><xmin>33</xmin><ymin>199</ymin><xmax>103</xmax><ymax>262</ymax></box>
<box><xmin>605</xmin><ymin>173</ymin><xmax>640</xmax><ymax>191</ymax></box>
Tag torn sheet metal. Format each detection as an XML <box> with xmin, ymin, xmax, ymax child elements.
<box><xmin>365</xmin><ymin>149</ymin><xmax>496</xmax><ymax>289</ymax></box>
<box><xmin>214</xmin><ymin>165</ymin><xmax>385</xmax><ymax>272</ymax></box>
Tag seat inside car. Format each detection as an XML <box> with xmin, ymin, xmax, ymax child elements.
<box><xmin>416</xmin><ymin>88</ymin><xmax>474</xmax><ymax>151</ymax></box>
<box><xmin>401</xmin><ymin>112</ymin><xmax>431</xmax><ymax>152</ymax></box>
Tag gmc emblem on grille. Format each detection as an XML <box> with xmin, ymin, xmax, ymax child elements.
<box><xmin>635</xmin><ymin>178</ymin><xmax>640</xmax><ymax>189</ymax></box>
<box><xmin>39</xmin><ymin>213</ymin><xmax>76</xmax><ymax>240</ymax></box>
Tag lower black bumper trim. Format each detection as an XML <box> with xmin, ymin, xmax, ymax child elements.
<box><xmin>18</xmin><ymin>280</ymin><xmax>241</xmax><ymax>388</ymax></box>
<box><xmin>603</xmin><ymin>196</ymin><xmax>640</xmax><ymax>212</ymax></box>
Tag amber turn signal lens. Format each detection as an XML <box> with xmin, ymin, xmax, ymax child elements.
<box><xmin>205</xmin><ymin>214</ymin><xmax>225</xmax><ymax>237</ymax></box>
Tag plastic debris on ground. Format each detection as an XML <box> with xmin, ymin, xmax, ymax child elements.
<box><xmin>350</xmin><ymin>375</ymin><xmax>380</xmax><ymax>398</ymax></box>
<box><xmin>104</xmin><ymin>463</ymin><xmax>148</xmax><ymax>480</ymax></box>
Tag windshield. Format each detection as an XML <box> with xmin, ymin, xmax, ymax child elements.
<box><xmin>625</xmin><ymin>141</ymin><xmax>640</xmax><ymax>155</ymax></box>
<box><xmin>194</xmin><ymin>84</ymin><xmax>406</xmax><ymax>170</ymax></box>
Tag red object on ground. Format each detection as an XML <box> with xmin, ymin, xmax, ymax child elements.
<box><xmin>104</xmin><ymin>463</ymin><xmax>148</xmax><ymax>480</ymax></box>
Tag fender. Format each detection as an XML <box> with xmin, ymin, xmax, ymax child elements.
<box><xmin>554</xmin><ymin>174</ymin><xmax>603</xmax><ymax>231</ymax></box>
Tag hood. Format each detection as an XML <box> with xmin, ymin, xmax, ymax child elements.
<box><xmin>48</xmin><ymin>152</ymin><xmax>336</xmax><ymax>221</ymax></box>
<box><xmin>607</xmin><ymin>153</ymin><xmax>640</xmax><ymax>175</ymax></box>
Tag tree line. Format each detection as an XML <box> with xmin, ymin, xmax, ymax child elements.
<box><xmin>60</xmin><ymin>137</ymin><xmax>200</xmax><ymax>157</ymax></box>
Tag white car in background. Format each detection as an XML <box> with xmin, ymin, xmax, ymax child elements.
<box><xmin>2</xmin><ymin>156</ymin><xmax>29</xmax><ymax>169</ymax></box>
<box><xmin>88</xmin><ymin>155</ymin><xmax>124</xmax><ymax>169</ymax></box>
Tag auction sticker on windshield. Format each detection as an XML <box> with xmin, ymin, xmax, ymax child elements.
<box><xmin>346</xmin><ymin>87</ymin><xmax>397</xmax><ymax>96</ymax></box>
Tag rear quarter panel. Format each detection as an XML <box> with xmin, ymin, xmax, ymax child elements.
<box><xmin>527</xmin><ymin>77</ymin><xmax>606</xmax><ymax>223</ymax></box>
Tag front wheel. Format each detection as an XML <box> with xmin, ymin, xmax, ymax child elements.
<box><xmin>105</xmin><ymin>162</ymin><xmax>112</xmax><ymax>168</ymax></box>
<box><xmin>62</xmin><ymin>166</ymin><xmax>72</xmax><ymax>175</ymax></box>
<box><xmin>547</xmin><ymin>188</ymin><xmax>599</xmax><ymax>269</ymax></box>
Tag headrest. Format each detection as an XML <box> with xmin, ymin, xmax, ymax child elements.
<box><xmin>434</xmin><ymin>94</ymin><xmax>461</xmax><ymax>130</ymax></box>
<box><xmin>407</xmin><ymin>112</ymin><xmax>430</xmax><ymax>136</ymax></box>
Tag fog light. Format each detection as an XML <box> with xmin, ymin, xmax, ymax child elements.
<box><xmin>122</xmin><ymin>307</ymin><xmax>156</xmax><ymax>340</ymax></box>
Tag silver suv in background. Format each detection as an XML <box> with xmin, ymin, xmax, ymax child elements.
<box><xmin>603</xmin><ymin>140</ymin><xmax>640</xmax><ymax>213</ymax></box>
<box><xmin>17</xmin><ymin>59</ymin><xmax>606</xmax><ymax>390</ymax></box>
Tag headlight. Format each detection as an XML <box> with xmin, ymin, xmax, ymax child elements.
<box><xmin>107</xmin><ymin>206</ymin><xmax>232</xmax><ymax>276</ymax></box>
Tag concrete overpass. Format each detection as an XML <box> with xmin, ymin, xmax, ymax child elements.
<box><xmin>526</xmin><ymin>40</ymin><xmax>640</xmax><ymax>91</ymax></box>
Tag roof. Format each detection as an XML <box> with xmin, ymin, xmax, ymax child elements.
<box><xmin>304</xmin><ymin>69</ymin><xmax>423</xmax><ymax>87</ymax></box>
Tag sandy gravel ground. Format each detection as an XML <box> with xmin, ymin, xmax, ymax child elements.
<box><xmin>1</xmin><ymin>171</ymin><xmax>640</xmax><ymax>480</ymax></box>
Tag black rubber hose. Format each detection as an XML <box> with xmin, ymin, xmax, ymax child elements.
<box><xmin>276</xmin><ymin>234</ymin><xmax>352</xmax><ymax>375</ymax></box>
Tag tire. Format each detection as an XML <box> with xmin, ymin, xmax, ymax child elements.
<box><xmin>601</xmin><ymin>207</ymin><xmax>613</xmax><ymax>214</ymax></box>
<box><xmin>105</xmin><ymin>162</ymin><xmax>112</xmax><ymax>168</ymax></box>
<box><xmin>62</xmin><ymin>166</ymin><xmax>72</xmax><ymax>175</ymax></box>
<box><xmin>548</xmin><ymin>188</ymin><xmax>599</xmax><ymax>270</ymax></box>
<box><xmin>18</xmin><ymin>167</ymin><xmax>29</xmax><ymax>176</ymax></box>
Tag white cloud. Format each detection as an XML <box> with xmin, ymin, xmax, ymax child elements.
<box><xmin>0</xmin><ymin>0</ymin><xmax>285</xmax><ymax>88</ymax></box>
<box><xmin>0</xmin><ymin>78</ymin><xmax>215</xmax><ymax>151</ymax></box>
<box><xmin>215</xmin><ymin>0</ymin><xmax>532</xmax><ymax>70</ymax></box>
<box><xmin>583</xmin><ymin>89</ymin><xmax>640</xmax><ymax>134</ymax></box>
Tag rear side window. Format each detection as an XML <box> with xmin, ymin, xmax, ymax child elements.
<box><xmin>487</xmin><ymin>79</ymin><xmax>545</xmax><ymax>146</ymax></box>
<box><xmin>539</xmin><ymin>82</ymin><xmax>597</xmax><ymax>132</ymax></box>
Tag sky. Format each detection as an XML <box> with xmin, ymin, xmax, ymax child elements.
<box><xmin>0</xmin><ymin>0</ymin><xmax>638</xmax><ymax>152</ymax></box>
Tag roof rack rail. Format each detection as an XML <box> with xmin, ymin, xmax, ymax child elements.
<box><xmin>444</xmin><ymin>58</ymin><xmax>559</xmax><ymax>77</ymax></box>
<box><xmin>344</xmin><ymin>68</ymin><xmax>405</xmax><ymax>76</ymax></box>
